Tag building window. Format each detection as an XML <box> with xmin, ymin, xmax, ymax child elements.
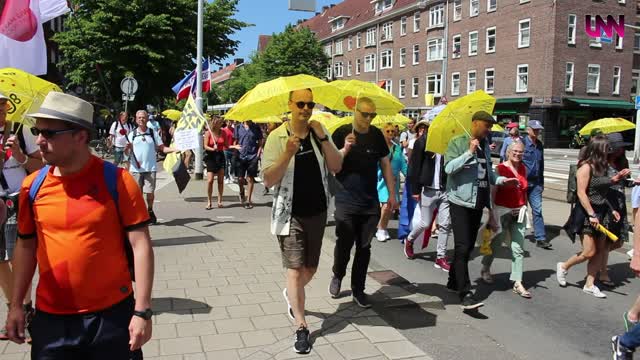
<box><xmin>469</xmin><ymin>31</ymin><xmax>478</xmax><ymax>56</ymax></box>
<box><xmin>454</xmin><ymin>0</ymin><xmax>462</xmax><ymax>21</ymax></box>
<box><xmin>616</xmin><ymin>34</ymin><xmax>623</xmax><ymax>50</ymax></box>
<box><xmin>452</xmin><ymin>34</ymin><xmax>461</xmax><ymax>58</ymax></box>
<box><xmin>467</xmin><ymin>71</ymin><xmax>477</xmax><ymax>93</ymax></box>
<box><xmin>427</xmin><ymin>38</ymin><xmax>444</xmax><ymax>61</ymax></box>
<box><xmin>632</xmin><ymin>70</ymin><xmax>640</xmax><ymax>96</ymax></box>
<box><xmin>486</xmin><ymin>27</ymin><xmax>496</xmax><ymax>53</ymax></box>
<box><xmin>413</xmin><ymin>12</ymin><xmax>421</xmax><ymax>32</ymax></box>
<box><xmin>413</xmin><ymin>44</ymin><xmax>420</xmax><ymax>65</ymax></box>
<box><xmin>356</xmin><ymin>32</ymin><xmax>361</xmax><ymax>48</ymax></box>
<box><xmin>334</xmin><ymin>62</ymin><xmax>344</xmax><ymax>78</ymax></box>
<box><xmin>399</xmin><ymin>79</ymin><xmax>406</xmax><ymax>98</ymax></box>
<box><xmin>518</xmin><ymin>19</ymin><xmax>530</xmax><ymax>48</ymax></box>
<box><xmin>412</xmin><ymin>77</ymin><xmax>419</xmax><ymax>97</ymax></box>
<box><xmin>400</xmin><ymin>17</ymin><xmax>407</xmax><ymax>36</ymax></box>
<box><xmin>587</xmin><ymin>64</ymin><xmax>600</xmax><ymax>94</ymax></box>
<box><xmin>451</xmin><ymin>72</ymin><xmax>461</xmax><ymax>96</ymax></box>
<box><xmin>384</xmin><ymin>80</ymin><xmax>393</xmax><ymax>94</ymax></box>
<box><xmin>399</xmin><ymin>47</ymin><xmax>406</xmax><ymax>67</ymax></box>
<box><xmin>382</xmin><ymin>22</ymin><xmax>393</xmax><ymax>41</ymax></box>
<box><xmin>485</xmin><ymin>68</ymin><xmax>495</xmax><ymax>94</ymax></box>
<box><xmin>589</xmin><ymin>17</ymin><xmax>601</xmax><ymax>48</ymax></box>
<box><xmin>326</xmin><ymin>65</ymin><xmax>332</xmax><ymax>79</ymax></box>
<box><xmin>375</xmin><ymin>0</ymin><xmax>393</xmax><ymax>13</ymax></box>
<box><xmin>613</xmin><ymin>66</ymin><xmax>621</xmax><ymax>95</ymax></box>
<box><xmin>427</xmin><ymin>74</ymin><xmax>443</xmax><ymax>96</ymax></box>
<box><xmin>356</xmin><ymin>59</ymin><xmax>361</xmax><ymax>74</ymax></box>
<box><xmin>364</xmin><ymin>54</ymin><xmax>376</xmax><ymax>72</ymax></box>
<box><xmin>347</xmin><ymin>61</ymin><xmax>352</xmax><ymax>76</ymax></box>
<box><xmin>380</xmin><ymin>49</ymin><xmax>393</xmax><ymax>69</ymax></box>
<box><xmin>429</xmin><ymin>4</ymin><xmax>444</xmax><ymax>28</ymax></box>
<box><xmin>488</xmin><ymin>0</ymin><xmax>497</xmax><ymax>12</ymax></box>
<box><xmin>635</xmin><ymin>31</ymin><xmax>640</xmax><ymax>52</ymax></box>
<box><xmin>565</xmin><ymin>62</ymin><xmax>574</xmax><ymax>92</ymax></box>
<box><xmin>335</xmin><ymin>40</ymin><xmax>343</xmax><ymax>55</ymax></box>
<box><xmin>366</xmin><ymin>27</ymin><xmax>376</xmax><ymax>46</ymax></box>
<box><xmin>470</xmin><ymin>0</ymin><xmax>479</xmax><ymax>17</ymax></box>
<box><xmin>324</xmin><ymin>45</ymin><xmax>332</xmax><ymax>57</ymax></box>
<box><xmin>567</xmin><ymin>14</ymin><xmax>576</xmax><ymax>45</ymax></box>
<box><xmin>517</xmin><ymin>64</ymin><xmax>529</xmax><ymax>93</ymax></box>
<box><xmin>331</xmin><ymin>19</ymin><xmax>345</xmax><ymax>32</ymax></box>
<box><xmin>347</xmin><ymin>36</ymin><xmax>353</xmax><ymax>51</ymax></box>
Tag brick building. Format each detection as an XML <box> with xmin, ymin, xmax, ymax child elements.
<box><xmin>300</xmin><ymin>0</ymin><xmax>637</xmax><ymax>146</ymax></box>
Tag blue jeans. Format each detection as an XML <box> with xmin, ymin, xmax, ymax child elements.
<box><xmin>527</xmin><ymin>183</ymin><xmax>546</xmax><ymax>242</ymax></box>
<box><xmin>622</xmin><ymin>322</ymin><xmax>640</xmax><ymax>349</ymax></box>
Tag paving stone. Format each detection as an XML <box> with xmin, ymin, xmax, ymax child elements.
<box><xmin>173</xmin><ymin>297</ymin><xmax>209</xmax><ymax>310</ymax></box>
<box><xmin>153</xmin><ymin>324</ymin><xmax>178</xmax><ymax>340</ymax></box>
<box><xmin>191</xmin><ymin>307</ymin><xmax>229</xmax><ymax>321</ymax></box>
<box><xmin>200</xmin><ymin>333</ymin><xmax>245</xmax><ymax>352</ymax></box>
<box><xmin>375</xmin><ymin>340</ymin><xmax>427</xmax><ymax>359</ymax></box>
<box><xmin>204</xmin><ymin>295</ymin><xmax>240</xmax><ymax>307</ymax></box>
<box><xmin>184</xmin><ymin>354</ymin><xmax>207</xmax><ymax>360</ymax></box>
<box><xmin>333</xmin><ymin>339</ymin><xmax>384</xmax><ymax>359</ymax></box>
<box><xmin>240</xmin><ymin>329</ymin><xmax>277</xmax><ymax>347</ymax></box>
<box><xmin>159</xmin><ymin>336</ymin><xmax>202</xmax><ymax>355</ymax></box>
<box><xmin>313</xmin><ymin>344</ymin><xmax>347</xmax><ymax>360</ymax></box>
<box><xmin>227</xmin><ymin>304</ymin><xmax>265</xmax><ymax>318</ymax></box>
<box><xmin>216</xmin><ymin>284</ymin><xmax>251</xmax><ymax>295</ymax></box>
<box><xmin>176</xmin><ymin>321</ymin><xmax>217</xmax><ymax>337</ymax></box>
<box><xmin>237</xmin><ymin>292</ymin><xmax>274</xmax><ymax>305</ymax></box>
<box><xmin>180</xmin><ymin>271</ymin><xmax>212</xmax><ymax>280</ymax></box>
<box><xmin>354</xmin><ymin>323</ymin><xmax>405</xmax><ymax>343</ymax></box>
<box><xmin>214</xmin><ymin>318</ymin><xmax>255</xmax><ymax>333</ymax></box>
<box><xmin>155</xmin><ymin>310</ymin><xmax>194</xmax><ymax>324</ymax></box>
<box><xmin>204</xmin><ymin>349</ymin><xmax>240</xmax><ymax>360</ymax></box>
<box><xmin>185</xmin><ymin>287</ymin><xmax>219</xmax><ymax>298</ymax></box>
<box><xmin>196</xmin><ymin>277</ymin><xmax>229</xmax><ymax>287</ymax></box>
<box><xmin>142</xmin><ymin>339</ymin><xmax>160</xmax><ymax>357</ymax></box>
<box><xmin>251</xmin><ymin>314</ymin><xmax>293</xmax><ymax>330</ymax></box>
<box><xmin>225</xmin><ymin>275</ymin><xmax>259</xmax><ymax>285</ymax></box>
<box><xmin>166</xmin><ymin>279</ymin><xmax>199</xmax><ymax>290</ymax></box>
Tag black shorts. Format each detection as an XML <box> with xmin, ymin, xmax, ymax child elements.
<box><xmin>205</xmin><ymin>151</ymin><xmax>226</xmax><ymax>173</ymax></box>
<box><xmin>236</xmin><ymin>156</ymin><xmax>259</xmax><ymax>178</ymax></box>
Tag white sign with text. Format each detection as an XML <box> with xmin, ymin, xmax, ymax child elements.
<box><xmin>173</xmin><ymin>128</ymin><xmax>200</xmax><ymax>151</ymax></box>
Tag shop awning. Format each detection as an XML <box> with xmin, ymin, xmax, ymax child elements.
<box><xmin>495</xmin><ymin>97</ymin><xmax>531</xmax><ymax>104</ymax></box>
<box><xmin>566</xmin><ymin>98</ymin><xmax>635</xmax><ymax>109</ymax></box>
<box><xmin>493</xmin><ymin>110</ymin><xmax>517</xmax><ymax>115</ymax></box>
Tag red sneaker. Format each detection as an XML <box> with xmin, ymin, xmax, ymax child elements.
<box><xmin>404</xmin><ymin>240</ymin><xmax>415</xmax><ymax>260</ymax></box>
<box><xmin>434</xmin><ymin>257</ymin><xmax>451</xmax><ymax>272</ymax></box>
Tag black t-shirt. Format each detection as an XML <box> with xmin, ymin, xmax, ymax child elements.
<box><xmin>292</xmin><ymin>135</ymin><xmax>327</xmax><ymax>217</ymax></box>
<box><xmin>475</xmin><ymin>140</ymin><xmax>490</xmax><ymax>210</ymax></box>
<box><xmin>332</xmin><ymin>124</ymin><xmax>389</xmax><ymax>213</ymax></box>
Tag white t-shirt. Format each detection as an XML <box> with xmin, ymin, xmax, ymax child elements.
<box><xmin>0</xmin><ymin>126</ymin><xmax>38</xmax><ymax>193</ymax></box>
<box><xmin>109</xmin><ymin>121</ymin><xmax>134</xmax><ymax>148</ymax></box>
<box><xmin>408</xmin><ymin>138</ymin><xmax>417</xmax><ymax>150</ymax></box>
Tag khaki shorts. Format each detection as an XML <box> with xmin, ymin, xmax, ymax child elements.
<box><xmin>134</xmin><ymin>172</ymin><xmax>156</xmax><ymax>194</ymax></box>
<box><xmin>277</xmin><ymin>211</ymin><xmax>327</xmax><ymax>269</ymax></box>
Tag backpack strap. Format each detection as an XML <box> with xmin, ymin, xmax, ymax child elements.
<box><xmin>28</xmin><ymin>165</ymin><xmax>51</xmax><ymax>205</ymax></box>
<box><xmin>103</xmin><ymin>161</ymin><xmax>119</xmax><ymax>208</ymax></box>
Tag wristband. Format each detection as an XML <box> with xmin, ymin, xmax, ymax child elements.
<box><xmin>318</xmin><ymin>135</ymin><xmax>329</xmax><ymax>142</ymax></box>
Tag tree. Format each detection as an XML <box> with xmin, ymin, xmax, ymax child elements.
<box><xmin>218</xmin><ymin>25</ymin><xmax>329</xmax><ymax>103</ymax></box>
<box><xmin>55</xmin><ymin>0</ymin><xmax>249</xmax><ymax>108</ymax></box>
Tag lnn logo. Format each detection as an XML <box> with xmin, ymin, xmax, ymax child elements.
<box><xmin>585</xmin><ymin>15</ymin><xmax>625</xmax><ymax>44</ymax></box>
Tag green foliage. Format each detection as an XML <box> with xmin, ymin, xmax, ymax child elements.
<box><xmin>54</xmin><ymin>0</ymin><xmax>249</xmax><ymax>108</ymax></box>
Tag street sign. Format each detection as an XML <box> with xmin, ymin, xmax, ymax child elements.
<box><xmin>122</xmin><ymin>94</ymin><xmax>135</xmax><ymax>101</ymax></box>
<box><xmin>120</xmin><ymin>77</ymin><xmax>138</xmax><ymax>95</ymax></box>
<box><xmin>635</xmin><ymin>96</ymin><xmax>640</xmax><ymax>110</ymax></box>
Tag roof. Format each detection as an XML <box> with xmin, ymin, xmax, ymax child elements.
<box><xmin>211</xmin><ymin>63</ymin><xmax>240</xmax><ymax>84</ymax></box>
<box><xmin>257</xmin><ymin>35</ymin><xmax>272</xmax><ymax>53</ymax></box>
<box><xmin>299</xmin><ymin>0</ymin><xmax>419</xmax><ymax>40</ymax></box>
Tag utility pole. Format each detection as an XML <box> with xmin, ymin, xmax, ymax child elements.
<box><xmin>194</xmin><ymin>0</ymin><xmax>205</xmax><ymax>180</ymax></box>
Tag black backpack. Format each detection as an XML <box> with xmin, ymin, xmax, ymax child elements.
<box><xmin>566</xmin><ymin>164</ymin><xmax>578</xmax><ymax>203</ymax></box>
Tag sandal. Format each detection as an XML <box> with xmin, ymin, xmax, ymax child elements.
<box><xmin>513</xmin><ymin>283</ymin><xmax>532</xmax><ymax>298</ymax></box>
<box><xmin>206</xmin><ymin>204</ymin><xmax>213</xmax><ymax>210</ymax></box>
<box><xmin>481</xmin><ymin>269</ymin><xmax>494</xmax><ymax>284</ymax></box>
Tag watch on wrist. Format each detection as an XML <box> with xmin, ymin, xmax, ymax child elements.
<box><xmin>589</xmin><ymin>214</ymin><xmax>597</xmax><ymax>218</ymax></box>
<box><xmin>133</xmin><ymin>308</ymin><xmax>153</xmax><ymax>320</ymax></box>
<box><xmin>318</xmin><ymin>135</ymin><xmax>329</xmax><ymax>142</ymax></box>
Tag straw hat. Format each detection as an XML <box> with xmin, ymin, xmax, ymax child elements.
<box><xmin>27</xmin><ymin>92</ymin><xmax>94</xmax><ymax>129</ymax></box>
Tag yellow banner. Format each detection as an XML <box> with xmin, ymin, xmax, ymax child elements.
<box><xmin>176</xmin><ymin>94</ymin><xmax>206</xmax><ymax>131</ymax></box>
<box><xmin>425</xmin><ymin>94</ymin><xmax>434</xmax><ymax>107</ymax></box>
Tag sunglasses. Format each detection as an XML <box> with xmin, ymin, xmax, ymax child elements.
<box><xmin>384</xmin><ymin>130</ymin><xmax>395</xmax><ymax>134</ymax></box>
<box><xmin>30</xmin><ymin>127</ymin><xmax>76</xmax><ymax>139</ymax></box>
<box><xmin>357</xmin><ymin>110</ymin><xmax>377</xmax><ymax>119</ymax></box>
<box><xmin>293</xmin><ymin>101</ymin><xmax>316</xmax><ymax>110</ymax></box>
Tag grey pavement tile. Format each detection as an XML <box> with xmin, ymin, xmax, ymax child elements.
<box><xmin>196</xmin><ymin>277</ymin><xmax>229</xmax><ymax>287</ymax></box>
<box><xmin>271</xmin><ymin>326</ymin><xmax>295</xmax><ymax>341</ymax></box>
<box><xmin>185</xmin><ymin>287</ymin><xmax>219</xmax><ymax>298</ymax></box>
<box><xmin>180</xmin><ymin>271</ymin><xmax>212</xmax><ymax>280</ymax></box>
<box><xmin>226</xmin><ymin>275</ymin><xmax>259</xmax><ymax>285</ymax></box>
<box><xmin>237</xmin><ymin>346</ymin><xmax>264</xmax><ymax>358</ymax></box>
<box><xmin>352</xmin><ymin>323</ymin><xmax>405</xmax><ymax>344</ymax></box>
<box><xmin>375</xmin><ymin>341</ymin><xmax>426</xmax><ymax>359</ymax></box>
<box><xmin>215</xmin><ymin>318</ymin><xmax>255</xmax><ymax>334</ymax></box>
<box><xmin>152</xmin><ymin>298</ymin><xmax>173</xmax><ymax>312</ymax></box>
<box><xmin>217</xmin><ymin>284</ymin><xmax>252</xmax><ymax>296</ymax></box>
<box><xmin>251</xmin><ymin>314</ymin><xmax>293</xmax><ymax>330</ymax></box>
<box><xmin>237</xmin><ymin>292</ymin><xmax>274</xmax><ymax>305</ymax></box>
<box><xmin>262</xmin><ymin>265</ymin><xmax>282</xmax><ymax>274</ymax></box>
<box><xmin>313</xmin><ymin>344</ymin><xmax>347</xmax><ymax>360</ymax></box>
<box><xmin>176</xmin><ymin>321</ymin><xmax>217</xmax><ymax>337</ymax></box>
<box><xmin>204</xmin><ymin>295</ymin><xmax>241</xmax><ymax>307</ymax></box>
<box><xmin>227</xmin><ymin>304</ymin><xmax>265</xmax><ymax>318</ymax></box>
<box><xmin>208</xmin><ymin>268</ymin><xmax>239</xmax><ymax>277</ymax></box>
<box><xmin>201</xmin><ymin>256</ymin><xmax>230</xmax><ymax>264</ymax></box>
<box><xmin>166</xmin><ymin>279</ymin><xmax>199</xmax><ymax>290</ymax></box>
<box><xmin>240</xmin><ymin>329</ymin><xmax>277</xmax><ymax>347</ymax></box>
<box><xmin>153</xmin><ymin>289</ymin><xmax>187</xmax><ymax>299</ymax></box>
<box><xmin>260</xmin><ymin>301</ymin><xmax>287</xmax><ymax>316</ymax></box>
<box><xmin>184</xmin><ymin>354</ymin><xmax>207</xmax><ymax>360</ymax></box>
<box><xmin>333</xmin><ymin>339</ymin><xmax>384</xmax><ymax>359</ymax></box>
<box><xmin>159</xmin><ymin>336</ymin><xmax>203</xmax><ymax>355</ymax></box>
<box><xmin>255</xmin><ymin>274</ymin><xmax>286</xmax><ymax>283</ymax></box>
<box><xmin>322</xmin><ymin>330</ymin><xmax>365</xmax><ymax>344</ymax></box>
<box><xmin>243</xmin><ymin>351</ymin><xmax>272</xmax><ymax>360</ymax></box>
<box><xmin>204</xmin><ymin>349</ymin><xmax>240</xmax><ymax>360</ymax></box>
<box><xmin>155</xmin><ymin>272</ymin><xmax>181</xmax><ymax>281</ymax></box>
<box><xmin>201</xmin><ymin>333</ymin><xmax>245</xmax><ymax>352</ymax></box>
<box><xmin>153</xmin><ymin>324</ymin><xmax>178</xmax><ymax>340</ymax></box>
<box><xmin>0</xmin><ymin>354</ymin><xmax>28</xmax><ymax>360</ymax></box>
<box><xmin>173</xmin><ymin>297</ymin><xmax>209</xmax><ymax>310</ymax></box>
<box><xmin>190</xmin><ymin>263</ymin><xmax>220</xmax><ymax>271</ymax></box>
<box><xmin>154</xmin><ymin>280</ymin><xmax>169</xmax><ymax>290</ymax></box>
<box><xmin>2</xmin><ymin>342</ymin><xmax>28</xmax><ymax>354</ymax></box>
<box><xmin>155</xmin><ymin>309</ymin><xmax>194</xmax><ymax>324</ymax></box>
<box><xmin>249</xmin><ymin>282</ymin><xmax>282</xmax><ymax>294</ymax></box>
<box><xmin>145</xmin><ymin>355</ymin><xmax>183</xmax><ymax>360</ymax></box>
<box><xmin>143</xmin><ymin>339</ymin><xmax>160</xmax><ymax>357</ymax></box>
<box><xmin>165</xmin><ymin>264</ymin><xmax>194</xmax><ymax>272</ymax></box>
<box><xmin>191</xmin><ymin>307</ymin><xmax>229</xmax><ymax>321</ymax></box>
<box><xmin>175</xmin><ymin>256</ymin><xmax>204</xmax><ymax>265</ymax></box>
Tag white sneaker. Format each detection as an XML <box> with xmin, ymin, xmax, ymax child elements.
<box><xmin>375</xmin><ymin>230</ymin><xmax>387</xmax><ymax>242</ymax></box>
<box><xmin>383</xmin><ymin>230</ymin><xmax>391</xmax><ymax>240</ymax></box>
<box><xmin>627</xmin><ymin>249</ymin><xmax>634</xmax><ymax>259</ymax></box>
<box><xmin>556</xmin><ymin>262</ymin><xmax>568</xmax><ymax>287</ymax></box>
<box><xmin>583</xmin><ymin>285</ymin><xmax>607</xmax><ymax>298</ymax></box>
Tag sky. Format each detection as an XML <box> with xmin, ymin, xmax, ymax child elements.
<box><xmin>219</xmin><ymin>0</ymin><xmax>335</xmax><ymax>66</ymax></box>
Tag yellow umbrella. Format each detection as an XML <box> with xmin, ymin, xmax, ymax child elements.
<box><xmin>252</xmin><ymin>115</ymin><xmax>284</xmax><ymax>124</ymax></box>
<box><xmin>492</xmin><ymin>123</ymin><xmax>505</xmax><ymax>132</ymax></box>
<box><xmin>317</xmin><ymin>80</ymin><xmax>404</xmax><ymax>115</ymax></box>
<box><xmin>0</xmin><ymin>68</ymin><xmax>62</xmax><ymax>123</ymax></box>
<box><xmin>578</xmin><ymin>118</ymin><xmax>635</xmax><ymax>136</ymax></box>
<box><xmin>224</xmin><ymin>74</ymin><xmax>334</xmax><ymax>121</ymax></box>
<box><xmin>162</xmin><ymin>109</ymin><xmax>182</xmax><ymax>122</ymax></box>
<box><xmin>426</xmin><ymin>90</ymin><xmax>496</xmax><ymax>154</ymax></box>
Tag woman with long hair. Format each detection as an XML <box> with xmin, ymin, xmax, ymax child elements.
<box><xmin>375</xmin><ymin>123</ymin><xmax>407</xmax><ymax>241</ymax></box>
<box><xmin>204</xmin><ymin>116</ymin><xmax>230</xmax><ymax>209</ymax></box>
<box><xmin>480</xmin><ymin>141</ymin><xmax>531</xmax><ymax>298</ymax></box>
<box><xmin>557</xmin><ymin>136</ymin><xmax>620</xmax><ymax>298</ymax></box>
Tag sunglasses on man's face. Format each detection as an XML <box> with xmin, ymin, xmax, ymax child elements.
<box><xmin>357</xmin><ymin>110</ymin><xmax>377</xmax><ymax>119</ymax></box>
<box><xmin>30</xmin><ymin>127</ymin><xmax>76</xmax><ymax>139</ymax></box>
<box><xmin>293</xmin><ymin>101</ymin><xmax>316</xmax><ymax>110</ymax></box>
<box><xmin>384</xmin><ymin>130</ymin><xmax>395</xmax><ymax>134</ymax></box>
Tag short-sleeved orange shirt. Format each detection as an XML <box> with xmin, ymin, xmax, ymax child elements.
<box><xmin>18</xmin><ymin>156</ymin><xmax>150</xmax><ymax>314</ymax></box>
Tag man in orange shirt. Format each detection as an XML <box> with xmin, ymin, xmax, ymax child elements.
<box><xmin>5</xmin><ymin>92</ymin><xmax>155</xmax><ymax>359</ymax></box>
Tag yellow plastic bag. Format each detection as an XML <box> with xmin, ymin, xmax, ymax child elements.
<box><xmin>479</xmin><ymin>226</ymin><xmax>493</xmax><ymax>255</ymax></box>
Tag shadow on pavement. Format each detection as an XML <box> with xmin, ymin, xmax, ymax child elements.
<box><xmin>151</xmin><ymin>297</ymin><xmax>211</xmax><ymax>314</ymax></box>
<box><xmin>221</xmin><ymin>201</ymin><xmax>272</xmax><ymax>209</ymax></box>
<box><xmin>472</xmin><ymin>269</ymin><xmax>555</xmax><ymax>302</ymax></box>
<box><xmin>152</xmin><ymin>235</ymin><xmax>220</xmax><ymax>247</ymax></box>
<box><xmin>159</xmin><ymin>218</ymin><xmax>248</xmax><ymax>228</ymax></box>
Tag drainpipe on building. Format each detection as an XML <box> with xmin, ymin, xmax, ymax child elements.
<box><xmin>442</xmin><ymin>0</ymin><xmax>449</xmax><ymax>97</ymax></box>
<box><xmin>376</xmin><ymin>23</ymin><xmax>380</xmax><ymax>84</ymax></box>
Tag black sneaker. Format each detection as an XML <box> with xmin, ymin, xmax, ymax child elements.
<box><xmin>536</xmin><ymin>240</ymin><xmax>552</xmax><ymax>249</ymax></box>
<box><xmin>294</xmin><ymin>326</ymin><xmax>311</xmax><ymax>354</ymax></box>
<box><xmin>461</xmin><ymin>294</ymin><xmax>484</xmax><ymax>311</ymax></box>
<box><xmin>352</xmin><ymin>292</ymin><xmax>372</xmax><ymax>308</ymax></box>
<box><xmin>612</xmin><ymin>335</ymin><xmax>634</xmax><ymax>360</ymax></box>
<box><xmin>148</xmin><ymin>210</ymin><xmax>157</xmax><ymax>225</ymax></box>
<box><xmin>329</xmin><ymin>276</ymin><xmax>342</xmax><ymax>298</ymax></box>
